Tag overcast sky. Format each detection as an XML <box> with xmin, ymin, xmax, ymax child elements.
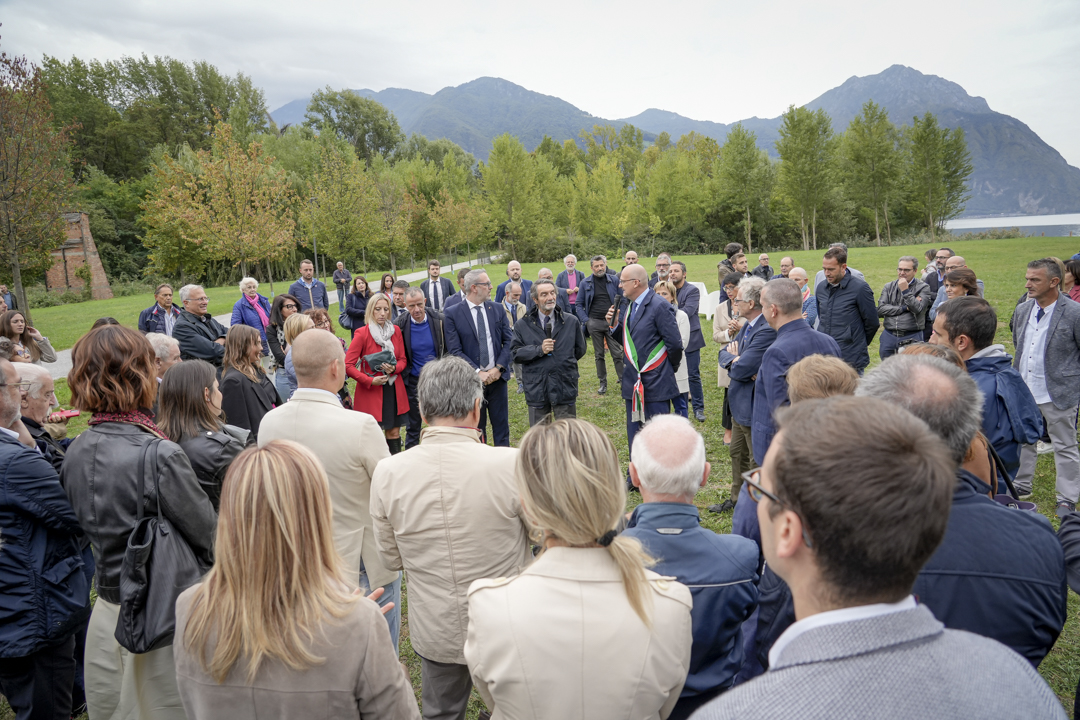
<box><xmin>6</xmin><ymin>0</ymin><xmax>1080</xmax><ymax>166</ymax></box>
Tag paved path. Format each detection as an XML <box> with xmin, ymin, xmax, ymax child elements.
<box><xmin>48</xmin><ymin>256</ymin><xmax>498</xmax><ymax>380</ymax></box>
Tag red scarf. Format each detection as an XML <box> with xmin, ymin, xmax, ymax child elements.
<box><xmin>89</xmin><ymin>410</ymin><xmax>167</xmax><ymax>439</ymax></box>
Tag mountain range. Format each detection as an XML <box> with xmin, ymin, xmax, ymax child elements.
<box><xmin>271</xmin><ymin>65</ymin><xmax>1080</xmax><ymax>217</ymax></box>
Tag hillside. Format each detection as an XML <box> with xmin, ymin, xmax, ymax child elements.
<box><xmin>271</xmin><ymin>65</ymin><xmax>1080</xmax><ymax>216</ymax></box>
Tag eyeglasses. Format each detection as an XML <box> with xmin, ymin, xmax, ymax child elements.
<box><xmin>742</xmin><ymin>469</ymin><xmax>813</xmax><ymax>548</ymax></box>
<box><xmin>316</xmin><ymin>321</ymin><xmax>332</xmax><ymax>329</ymax></box>
<box><xmin>283</xmin><ymin>304</ymin><xmax>298</xmax><ymax>310</ymax></box>
<box><xmin>655</xmin><ymin>262</ymin><xmax>670</xmax><ymax>268</ymax></box>
<box><xmin>0</xmin><ymin>381</ymin><xmax>32</xmax><ymax>391</ymax></box>
<box><xmin>474</xmin><ymin>282</ymin><xmax>492</xmax><ymax>287</ymax></box>
<box><xmin>935</xmin><ymin>255</ymin><xmax>950</xmax><ymax>262</ymax></box>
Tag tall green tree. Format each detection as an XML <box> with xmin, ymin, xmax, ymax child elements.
<box><xmin>776</xmin><ymin>106</ymin><xmax>837</xmax><ymax>250</ymax></box>
<box><xmin>841</xmin><ymin>100</ymin><xmax>901</xmax><ymax>245</ymax></box>
<box><xmin>0</xmin><ymin>52</ymin><xmax>77</xmax><ymax>321</ymax></box>
<box><xmin>481</xmin><ymin>134</ymin><xmax>545</xmax><ymax>259</ymax></box>
<box><xmin>301</xmin><ymin>147</ymin><xmax>380</xmax><ymax>272</ymax></box>
<box><xmin>304</xmin><ymin>88</ymin><xmax>404</xmax><ymax>167</ymax></box>
<box><xmin>717</xmin><ymin>123</ymin><xmax>770</xmax><ymax>252</ymax></box>
<box><xmin>904</xmin><ymin>112</ymin><xmax>972</xmax><ymax>237</ymax></box>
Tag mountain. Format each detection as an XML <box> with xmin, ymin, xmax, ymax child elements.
<box><xmin>271</xmin><ymin>78</ymin><xmax>650</xmax><ymax>162</ymax></box>
<box><xmin>271</xmin><ymin>66</ymin><xmax>1080</xmax><ymax>217</ymax></box>
<box><xmin>620</xmin><ymin>65</ymin><xmax>1080</xmax><ymax>217</ymax></box>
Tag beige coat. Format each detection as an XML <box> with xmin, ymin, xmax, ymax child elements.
<box><xmin>712</xmin><ymin>299</ymin><xmax>744</xmax><ymax>388</ymax></box>
<box><xmin>174</xmin><ymin>586</ymin><xmax>420</xmax><ymax>720</ymax></box>
<box><xmin>465</xmin><ymin>547</ymin><xmax>694</xmax><ymax>720</ymax></box>
<box><xmin>257</xmin><ymin>388</ymin><xmax>396</xmax><ymax>588</ymax></box>
<box><xmin>370</xmin><ymin>425</ymin><xmax>531</xmax><ymax>663</ymax></box>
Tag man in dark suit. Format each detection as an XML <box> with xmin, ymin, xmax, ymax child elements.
<box><xmin>606</xmin><ymin>264</ymin><xmax>683</xmax><ymax>487</ymax></box>
<box><xmin>444</xmin><ymin>269</ymin><xmax>513</xmax><ymax>446</ymax></box>
<box><xmin>714</xmin><ymin>276</ymin><xmax>776</xmax><ymax>514</ymax></box>
<box><xmin>288</xmin><ymin>259</ymin><xmax>330</xmax><ymax>312</ymax></box>
<box><xmin>420</xmin><ymin>259</ymin><xmax>455</xmax><ymax>311</ymax></box>
<box><xmin>527</xmin><ymin>268</ymin><xmax>571</xmax><ymax>315</ymax></box>
<box><xmin>495</xmin><ymin>260</ymin><xmax>532</xmax><ymax>303</ymax></box>
<box><xmin>390</xmin><ymin>280</ymin><xmax>410</xmax><ymax>322</ymax></box>
<box><xmin>172</xmin><ymin>284</ymin><xmax>227</xmax><ymax>367</ymax></box>
<box><xmin>577</xmin><ymin>255</ymin><xmax>625</xmax><ymax>395</ymax></box>
<box><xmin>670</xmin><ymin>261</ymin><xmax>707</xmax><ymax>422</ymax></box>
<box><xmin>395</xmin><ymin>287</ymin><xmax>446</xmax><ymax>449</ymax></box>
<box><xmin>556</xmin><ymin>254</ymin><xmax>586</xmax><ymax>311</ymax></box>
<box><xmin>444</xmin><ymin>267</ymin><xmax>470</xmax><ymax>311</ymax></box>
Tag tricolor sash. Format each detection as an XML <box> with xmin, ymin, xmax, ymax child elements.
<box><xmin>623</xmin><ymin>304</ymin><xmax>667</xmax><ymax>422</ymax></box>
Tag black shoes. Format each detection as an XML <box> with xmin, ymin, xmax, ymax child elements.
<box><xmin>598</xmin><ymin>380</ymin><xmax>607</xmax><ymax>395</ymax></box>
<box><xmin>1057</xmin><ymin>502</ymin><xmax>1075</xmax><ymax>519</ymax></box>
<box><xmin>709</xmin><ymin>499</ymin><xmax>735</xmax><ymax>514</ymax></box>
<box><xmin>694</xmin><ymin>409</ymin><xmax>706</xmax><ymax>422</ymax></box>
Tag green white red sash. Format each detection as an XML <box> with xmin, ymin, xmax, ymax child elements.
<box><xmin>623</xmin><ymin>303</ymin><xmax>668</xmax><ymax>422</ymax></box>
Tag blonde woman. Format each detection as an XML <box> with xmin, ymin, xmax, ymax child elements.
<box><xmin>465</xmin><ymin>419</ymin><xmax>693</xmax><ymax>719</ymax></box>
<box><xmin>654</xmin><ymin>280</ymin><xmax>691</xmax><ymax>418</ymax></box>
<box><xmin>174</xmin><ymin>440</ymin><xmax>419</xmax><ymax>719</ymax></box>
<box><xmin>345</xmin><ymin>293</ymin><xmax>407</xmax><ymax>454</ymax></box>
<box><xmin>712</xmin><ymin>273</ymin><xmax>743</xmax><ymax>445</ymax></box>
<box><xmin>282</xmin><ymin>313</ymin><xmax>314</xmax><ymax>400</ymax></box>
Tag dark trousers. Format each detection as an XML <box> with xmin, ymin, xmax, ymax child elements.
<box><xmin>626</xmin><ymin>399</ymin><xmax>672</xmax><ymax>477</ymax></box>
<box><xmin>685</xmin><ymin>349</ymin><xmax>704</xmax><ymax>412</ymax></box>
<box><xmin>528</xmin><ymin>402</ymin><xmax>576</xmax><ymax>426</ymax></box>
<box><xmin>668</xmin><ymin>686</ymin><xmax>728</xmax><ymax>720</ymax></box>
<box><xmin>586</xmin><ymin>318</ymin><xmax>624</xmax><ymax>383</ymax></box>
<box><xmin>730</xmin><ymin>420</ymin><xmax>756</xmax><ymax>500</ymax></box>
<box><xmin>419</xmin><ymin>656</ymin><xmax>472</xmax><ymax>720</ymax></box>
<box><xmin>672</xmin><ymin>394</ymin><xmax>688</xmax><ymax>418</ymax></box>
<box><xmin>721</xmin><ymin>387</ymin><xmax>732</xmax><ymax>430</ymax></box>
<box><xmin>480</xmin><ymin>378</ymin><xmax>510</xmax><ymax>447</ymax></box>
<box><xmin>879</xmin><ymin>328</ymin><xmax>923</xmax><ymax>359</ymax></box>
<box><xmin>404</xmin><ymin>373</ymin><xmax>423</xmax><ymax>449</ymax></box>
<box><xmin>0</xmin><ymin>634</ymin><xmax>76</xmax><ymax>720</ymax></box>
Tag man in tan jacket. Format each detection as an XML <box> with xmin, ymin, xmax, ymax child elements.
<box><xmin>257</xmin><ymin>330</ymin><xmax>402</xmax><ymax>651</ymax></box>
<box><xmin>371</xmin><ymin>356</ymin><xmax>532</xmax><ymax>720</ymax></box>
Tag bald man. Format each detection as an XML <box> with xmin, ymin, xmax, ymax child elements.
<box><xmin>495</xmin><ymin>260</ymin><xmax>532</xmax><ymax>303</ymax></box>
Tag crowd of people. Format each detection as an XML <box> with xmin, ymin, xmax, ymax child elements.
<box><xmin>1</xmin><ymin>245</ymin><xmax>1079</xmax><ymax>720</ymax></box>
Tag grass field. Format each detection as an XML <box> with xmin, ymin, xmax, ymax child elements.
<box><xmin>4</xmin><ymin>235</ymin><xmax>1079</xmax><ymax>719</ymax></box>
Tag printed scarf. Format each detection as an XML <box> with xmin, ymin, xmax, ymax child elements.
<box><xmin>89</xmin><ymin>410</ymin><xmax>167</xmax><ymax>439</ymax></box>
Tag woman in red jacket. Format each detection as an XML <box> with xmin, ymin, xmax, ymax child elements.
<box><xmin>345</xmin><ymin>292</ymin><xmax>408</xmax><ymax>454</ymax></box>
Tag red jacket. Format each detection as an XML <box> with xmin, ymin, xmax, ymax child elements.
<box><xmin>345</xmin><ymin>325</ymin><xmax>408</xmax><ymax>422</ymax></box>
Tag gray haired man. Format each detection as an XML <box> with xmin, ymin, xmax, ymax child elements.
<box><xmin>172</xmin><ymin>284</ymin><xmax>226</xmax><ymax>365</ymax></box>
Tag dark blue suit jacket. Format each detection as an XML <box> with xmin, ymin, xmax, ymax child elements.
<box><xmin>420</xmin><ymin>277</ymin><xmax>455</xmax><ymax>310</ymax></box>
<box><xmin>675</xmin><ymin>282</ymin><xmax>706</xmax><ymax>352</ymax></box>
<box><xmin>609</xmin><ymin>290</ymin><xmax>684</xmax><ymax>403</ymax></box>
<box><xmin>444</xmin><ymin>299</ymin><xmax>513</xmax><ymax>372</ymax></box>
<box><xmin>495</xmin><ymin>278</ymin><xmax>533</xmax><ymax>304</ymax></box>
<box><xmin>444</xmin><ymin>290</ymin><xmax>467</xmax><ymax>310</ymax></box>
<box><xmin>718</xmin><ymin>316</ymin><xmax>776</xmax><ymax>427</ymax></box>
<box><xmin>576</xmin><ymin>271</ymin><xmax>621</xmax><ymax>323</ymax></box>
<box><xmin>751</xmin><ymin>319</ymin><xmax>842</xmax><ymax>464</ymax></box>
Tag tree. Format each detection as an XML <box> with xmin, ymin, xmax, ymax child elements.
<box><xmin>370</xmin><ymin>167</ymin><xmax>411</xmax><ymax>275</ymax></box>
<box><xmin>776</xmin><ymin>106</ymin><xmax>837</xmax><ymax>251</ymax></box>
<box><xmin>717</xmin><ymin>123</ymin><xmax>770</xmax><ymax>252</ymax></box>
<box><xmin>904</xmin><ymin>112</ymin><xmax>972</xmax><ymax>237</ymax></box>
<box><xmin>481</xmin><ymin>134</ymin><xmax>545</xmax><ymax>260</ymax></box>
<box><xmin>0</xmin><ymin>52</ymin><xmax>77</xmax><ymax>322</ymax></box>
<box><xmin>300</xmin><ymin>147</ymin><xmax>380</xmax><ymax>272</ymax></box>
<box><xmin>304</xmin><ymin>88</ymin><xmax>404</xmax><ymax>167</ymax></box>
<box><xmin>841</xmin><ymin>100</ymin><xmax>901</xmax><ymax>245</ymax></box>
<box><xmin>142</xmin><ymin>118</ymin><xmax>296</xmax><ymax>278</ymax></box>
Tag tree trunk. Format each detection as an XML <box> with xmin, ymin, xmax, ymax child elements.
<box><xmin>745</xmin><ymin>206</ymin><xmax>753</xmax><ymax>254</ymax></box>
<box><xmin>363</xmin><ymin>247</ymin><xmax>367</xmax><ymax>274</ymax></box>
<box><xmin>873</xmin><ymin>208</ymin><xmax>881</xmax><ymax>246</ymax></box>
<box><xmin>800</xmin><ymin>210</ymin><xmax>808</xmax><ymax>252</ymax></box>
<box><xmin>265</xmin><ymin>258</ymin><xmax>274</xmax><ymax>297</ymax></box>
<box><xmin>884</xmin><ymin>197</ymin><xmax>893</xmax><ymax>245</ymax></box>
<box><xmin>390</xmin><ymin>253</ymin><xmax>397</xmax><ymax>277</ymax></box>
<box><xmin>811</xmin><ymin>206</ymin><xmax>818</xmax><ymax>251</ymax></box>
<box><xmin>9</xmin><ymin>236</ymin><xmax>31</xmax><ymax>326</ymax></box>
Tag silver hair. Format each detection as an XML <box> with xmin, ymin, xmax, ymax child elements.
<box><xmin>178</xmin><ymin>284</ymin><xmax>204</xmax><ymax>303</ymax></box>
<box><xmin>145</xmin><ymin>332</ymin><xmax>180</xmax><ymax>360</ymax></box>
<box><xmin>15</xmin><ymin>363</ymin><xmax>51</xmax><ymax>399</ymax></box>
<box><xmin>506</xmin><ymin>281</ymin><xmax>522</xmax><ymax>296</ymax></box>
<box><xmin>538</xmin><ymin>267</ymin><xmax>553</xmax><ymax>279</ymax></box>
<box><xmin>761</xmin><ymin>278</ymin><xmax>802</xmax><ymax>315</ymax></box>
<box><xmin>590</xmin><ymin>255</ymin><xmax>607</xmax><ymax>264</ymax></box>
<box><xmin>530</xmin><ymin>279</ymin><xmax>556</xmax><ymax>301</ymax></box>
<box><xmin>404</xmin><ymin>286</ymin><xmax>425</xmax><ymax>300</ymax></box>
<box><xmin>789</xmin><ymin>266</ymin><xmax>808</xmax><ymax>280</ymax></box>
<box><xmin>737</xmin><ymin>276</ymin><xmax>766</xmax><ymax>308</ymax></box>
<box><xmin>239</xmin><ymin>276</ymin><xmax>259</xmax><ymax>292</ymax></box>
<box><xmin>631</xmin><ymin>415</ymin><xmax>706</xmax><ymax>498</ymax></box>
<box><xmin>417</xmin><ymin>356</ymin><xmax>484</xmax><ymax>421</ymax></box>
<box><xmin>564</xmin><ymin>254</ymin><xmax>577</xmax><ymax>262</ymax></box>
<box><xmin>899</xmin><ymin>256</ymin><xmax>919</xmax><ymax>271</ymax></box>
<box><xmin>657</xmin><ymin>253</ymin><xmax>672</xmax><ymax>261</ymax></box>
<box><xmin>856</xmin><ymin>354</ymin><xmax>983</xmax><ymax>465</ymax></box>
<box><xmin>463</xmin><ymin>269</ymin><xmax>488</xmax><ymax>293</ymax></box>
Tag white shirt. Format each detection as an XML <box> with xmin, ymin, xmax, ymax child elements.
<box><xmin>466</xmin><ymin>298</ymin><xmax>496</xmax><ymax>371</ymax></box>
<box><xmin>1017</xmin><ymin>300</ymin><xmax>1056</xmax><ymax>405</ymax></box>
<box><xmin>769</xmin><ymin>594</ymin><xmax>917</xmax><ymax>667</ymax></box>
<box><xmin>430</xmin><ymin>277</ymin><xmax>442</xmax><ymax>310</ymax></box>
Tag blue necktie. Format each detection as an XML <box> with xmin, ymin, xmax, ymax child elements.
<box><xmin>475</xmin><ymin>306</ymin><xmax>490</xmax><ymax>368</ymax></box>
<box><xmin>1037</xmin><ymin>306</ymin><xmax>1045</xmax><ymax>323</ymax></box>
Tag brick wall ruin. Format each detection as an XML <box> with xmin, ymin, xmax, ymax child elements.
<box><xmin>46</xmin><ymin>212</ymin><xmax>113</xmax><ymax>300</ymax></box>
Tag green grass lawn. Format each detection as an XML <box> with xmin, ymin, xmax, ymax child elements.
<box><xmin>5</xmin><ymin>235</ymin><xmax>1079</xmax><ymax>719</ymax></box>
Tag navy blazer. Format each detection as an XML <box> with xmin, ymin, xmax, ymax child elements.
<box><xmin>138</xmin><ymin>302</ymin><xmax>182</xmax><ymax>335</ymax></box>
<box><xmin>609</xmin><ymin>290</ymin><xmax>684</xmax><ymax>403</ymax></box>
<box><xmin>719</xmin><ymin>316</ymin><xmax>777</xmax><ymax>427</ymax></box>
<box><xmin>751</xmin><ymin>319</ymin><xmax>842</xmax><ymax>465</ymax></box>
<box><xmin>420</xmin><ymin>276</ymin><xmax>455</xmax><ymax>311</ymax></box>
<box><xmin>675</xmin><ymin>282</ymin><xmax>706</xmax><ymax>352</ymax></box>
<box><xmin>444</xmin><ymin>290</ymin><xmax>467</xmax><ymax>310</ymax></box>
<box><xmin>575</xmin><ymin>271</ymin><xmax>622</xmax><ymax>324</ymax></box>
<box><xmin>288</xmin><ymin>279</ymin><xmax>331</xmax><ymax>312</ymax></box>
<box><xmin>444</xmin><ymin>299</ymin><xmax>514</xmax><ymax>372</ymax></box>
<box><xmin>555</xmin><ymin>268</ymin><xmax>586</xmax><ymax>301</ymax></box>
<box><xmin>495</xmin><ymin>278</ymin><xmax>533</xmax><ymax>304</ymax></box>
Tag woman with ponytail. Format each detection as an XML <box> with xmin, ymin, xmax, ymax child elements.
<box><xmin>464</xmin><ymin>419</ymin><xmax>693</xmax><ymax>719</ymax></box>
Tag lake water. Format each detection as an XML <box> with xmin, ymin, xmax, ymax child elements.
<box><xmin>946</xmin><ymin>213</ymin><xmax>1080</xmax><ymax>238</ymax></box>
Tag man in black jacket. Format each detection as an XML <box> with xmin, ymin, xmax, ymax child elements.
<box><xmin>815</xmin><ymin>247</ymin><xmax>879</xmax><ymax>373</ymax></box>
<box><xmin>876</xmin><ymin>255</ymin><xmax>932</xmax><ymax>359</ymax></box>
<box><xmin>512</xmin><ymin>280</ymin><xmax>587</xmax><ymax>426</ymax></box>
<box><xmin>395</xmin><ymin>287</ymin><xmax>446</xmax><ymax>448</ymax></box>
<box><xmin>173</xmin><ymin>284</ymin><xmax>227</xmax><ymax>366</ymax></box>
<box><xmin>575</xmin><ymin>255</ymin><xmax>624</xmax><ymax>395</ymax></box>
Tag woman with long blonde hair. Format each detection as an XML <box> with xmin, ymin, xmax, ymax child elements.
<box><xmin>344</xmin><ymin>293</ymin><xmax>408</xmax><ymax>453</ymax></box>
<box><xmin>464</xmin><ymin>419</ymin><xmax>693</xmax><ymax>719</ymax></box>
<box><xmin>174</xmin><ymin>440</ymin><xmax>419</xmax><ymax>719</ymax></box>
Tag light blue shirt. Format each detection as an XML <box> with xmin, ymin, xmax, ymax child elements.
<box><xmin>1018</xmin><ymin>301</ymin><xmax>1056</xmax><ymax>404</ymax></box>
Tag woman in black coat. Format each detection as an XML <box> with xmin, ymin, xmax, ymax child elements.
<box><xmin>219</xmin><ymin>325</ymin><xmax>278</xmax><ymax>440</ymax></box>
<box><xmin>266</xmin><ymin>294</ymin><xmax>299</xmax><ymax>403</ymax></box>
<box><xmin>345</xmin><ymin>275</ymin><xmax>371</xmax><ymax>338</ymax></box>
<box><xmin>157</xmin><ymin>359</ymin><xmax>247</xmax><ymax>511</ymax></box>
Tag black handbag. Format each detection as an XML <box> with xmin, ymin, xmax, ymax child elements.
<box><xmin>339</xmin><ymin>310</ymin><xmax>353</xmax><ymax>331</ymax></box>
<box><xmin>114</xmin><ymin>438</ymin><xmax>212</xmax><ymax>653</ymax></box>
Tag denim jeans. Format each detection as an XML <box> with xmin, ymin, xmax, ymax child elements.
<box><xmin>359</xmin><ymin>567</ymin><xmax>402</xmax><ymax>656</ymax></box>
<box><xmin>273</xmin><ymin>367</ymin><xmax>290</xmax><ymax>404</ymax></box>
<box><xmin>685</xmin><ymin>349</ymin><xmax>704</xmax><ymax>412</ymax></box>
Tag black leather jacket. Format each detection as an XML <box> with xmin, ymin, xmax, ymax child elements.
<box><xmin>178</xmin><ymin>424</ymin><xmax>248</xmax><ymax>511</ymax></box>
<box><xmin>61</xmin><ymin>422</ymin><xmax>217</xmax><ymax>604</ymax></box>
<box><xmin>877</xmin><ymin>277</ymin><xmax>932</xmax><ymax>335</ymax></box>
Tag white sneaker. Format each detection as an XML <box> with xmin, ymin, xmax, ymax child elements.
<box><xmin>1037</xmin><ymin>441</ymin><xmax>1053</xmax><ymax>455</ymax></box>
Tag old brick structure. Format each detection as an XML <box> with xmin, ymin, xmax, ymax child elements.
<box><xmin>46</xmin><ymin>212</ymin><xmax>113</xmax><ymax>300</ymax></box>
